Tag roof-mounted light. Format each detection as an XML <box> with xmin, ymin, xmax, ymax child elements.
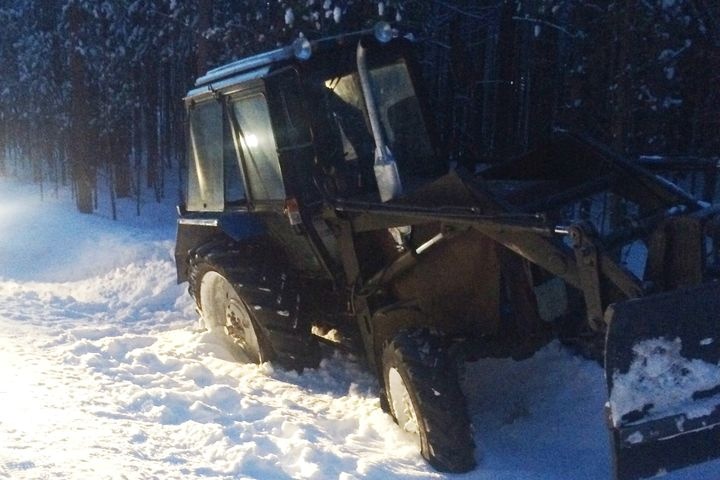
<box><xmin>292</xmin><ymin>36</ymin><xmax>312</xmax><ymax>60</ymax></box>
<box><xmin>373</xmin><ymin>21</ymin><xmax>395</xmax><ymax>43</ymax></box>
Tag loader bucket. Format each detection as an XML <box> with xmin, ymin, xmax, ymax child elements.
<box><xmin>605</xmin><ymin>282</ymin><xmax>720</xmax><ymax>480</ymax></box>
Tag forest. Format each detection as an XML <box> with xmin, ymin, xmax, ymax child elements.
<box><xmin>0</xmin><ymin>0</ymin><xmax>718</xmax><ymax>215</ymax></box>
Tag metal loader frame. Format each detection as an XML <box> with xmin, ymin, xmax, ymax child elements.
<box><xmin>319</xmin><ymin>131</ymin><xmax>720</xmax><ymax>480</ymax></box>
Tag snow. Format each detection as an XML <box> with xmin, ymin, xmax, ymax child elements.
<box><xmin>285</xmin><ymin>8</ymin><xmax>295</xmax><ymax>27</ymax></box>
<box><xmin>610</xmin><ymin>337</ymin><xmax>720</xmax><ymax>426</ymax></box>
<box><xmin>1</xmin><ymin>176</ymin><xmax>720</xmax><ymax>479</ymax></box>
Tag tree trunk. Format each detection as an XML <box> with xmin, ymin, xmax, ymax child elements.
<box><xmin>494</xmin><ymin>3</ymin><xmax>519</xmax><ymax>161</ymax></box>
<box><xmin>133</xmin><ymin>100</ymin><xmax>143</xmax><ymax>216</ymax></box>
<box><xmin>0</xmin><ymin>119</ymin><xmax>5</xmax><ymax>176</ymax></box>
<box><xmin>196</xmin><ymin>0</ymin><xmax>213</xmax><ymax>77</ymax></box>
<box><xmin>113</xmin><ymin>124</ymin><xmax>132</xmax><ymax>198</ymax></box>
<box><xmin>145</xmin><ymin>61</ymin><xmax>159</xmax><ymax>200</ymax></box>
<box><xmin>67</xmin><ymin>2</ymin><xmax>95</xmax><ymax>214</ymax></box>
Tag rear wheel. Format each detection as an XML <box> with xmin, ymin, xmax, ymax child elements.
<box><xmin>190</xmin><ymin>249</ymin><xmax>320</xmax><ymax>370</ymax></box>
<box><xmin>381</xmin><ymin>329</ymin><xmax>475</xmax><ymax>473</ymax></box>
<box><xmin>200</xmin><ymin>270</ymin><xmax>272</xmax><ymax>364</ymax></box>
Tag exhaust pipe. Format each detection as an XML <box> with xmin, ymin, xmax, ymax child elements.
<box><xmin>356</xmin><ymin>40</ymin><xmax>403</xmax><ymax>203</ymax></box>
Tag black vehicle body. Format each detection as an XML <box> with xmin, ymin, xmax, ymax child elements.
<box><xmin>175</xmin><ymin>26</ymin><xmax>720</xmax><ymax>479</ymax></box>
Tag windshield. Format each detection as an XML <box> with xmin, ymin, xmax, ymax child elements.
<box><xmin>319</xmin><ymin>60</ymin><xmax>437</xmax><ymax>179</ymax></box>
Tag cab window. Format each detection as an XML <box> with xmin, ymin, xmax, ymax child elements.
<box><xmin>187</xmin><ymin>98</ymin><xmax>245</xmax><ymax>211</ymax></box>
<box><xmin>231</xmin><ymin>94</ymin><xmax>285</xmax><ymax>201</ymax></box>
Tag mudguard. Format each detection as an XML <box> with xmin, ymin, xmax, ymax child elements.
<box><xmin>605</xmin><ymin>281</ymin><xmax>720</xmax><ymax>479</ymax></box>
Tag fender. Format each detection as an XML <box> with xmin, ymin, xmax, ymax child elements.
<box><xmin>175</xmin><ymin>210</ymin><xmax>264</xmax><ymax>284</ymax></box>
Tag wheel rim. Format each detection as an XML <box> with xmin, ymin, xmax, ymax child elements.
<box><xmin>387</xmin><ymin>367</ymin><xmax>420</xmax><ymax>443</ymax></box>
<box><xmin>224</xmin><ymin>296</ymin><xmax>262</xmax><ymax>363</ymax></box>
<box><xmin>200</xmin><ymin>271</ymin><xmax>263</xmax><ymax>363</ymax></box>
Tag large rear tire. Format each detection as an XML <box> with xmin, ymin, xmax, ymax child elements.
<box><xmin>381</xmin><ymin>329</ymin><xmax>475</xmax><ymax>473</ymax></box>
<box><xmin>199</xmin><ymin>270</ymin><xmax>272</xmax><ymax>364</ymax></box>
<box><xmin>189</xmin><ymin>247</ymin><xmax>320</xmax><ymax>370</ymax></box>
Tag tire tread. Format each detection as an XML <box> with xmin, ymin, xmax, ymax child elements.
<box><xmin>383</xmin><ymin>329</ymin><xmax>475</xmax><ymax>473</ymax></box>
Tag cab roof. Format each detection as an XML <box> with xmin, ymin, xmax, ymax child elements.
<box><xmin>186</xmin><ymin>27</ymin><xmax>410</xmax><ymax>100</ymax></box>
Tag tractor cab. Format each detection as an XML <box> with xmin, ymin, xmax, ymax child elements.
<box><xmin>183</xmin><ymin>27</ymin><xmax>441</xmax><ymax>216</ymax></box>
<box><xmin>177</xmin><ymin>25</ymin><xmax>443</xmax><ymax>283</ymax></box>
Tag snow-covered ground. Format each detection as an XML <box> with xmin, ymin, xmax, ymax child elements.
<box><xmin>0</xmin><ymin>177</ymin><xmax>719</xmax><ymax>480</ymax></box>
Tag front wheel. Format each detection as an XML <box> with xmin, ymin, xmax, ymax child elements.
<box><xmin>381</xmin><ymin>329</ymin><xmax>475</xmax><ymax>473</ymax></box>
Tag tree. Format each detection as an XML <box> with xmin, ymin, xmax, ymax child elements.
<box><xmin>0</xmin><ymin>0</ymin><xmax>717</xmax><ymax>215</ymax></box>
<box><xmin>67</xmin><ymin>0</ymin><xmax>95</xmax><ymax>213</ymax></box>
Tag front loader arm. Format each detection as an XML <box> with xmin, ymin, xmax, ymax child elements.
<box><xmin>333</xmin><ymin>200</ymin><xmax>579</xmax><ymax>281</ymax></box>
<box><xmin>332</xmin><ymin>199</ymin><xmax>644</xmax><ymax>322</ymax></box>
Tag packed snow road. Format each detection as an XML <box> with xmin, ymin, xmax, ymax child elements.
<box><xmin>0</xmin><ymin>177</ymin><xmax>718</xmax><ymax>479</ymax></box>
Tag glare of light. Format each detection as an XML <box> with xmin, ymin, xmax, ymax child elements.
<box><xmin>245</xmin><ymin>134</ymin><xmax>259</xmax><ymax>148</ymax></box>
<box><xmin>0</xmin><ymin>204</ymin><xmax>10</xmax><ymax>221</ymax></box>
<box><xmin>0</xmin><ymin>200</ymin><xmax>24</xmax><ymax>224</ymax></box>
<box><xmin>0</xmin><ymin>333</ymin><xmax>123</xmax><ymax>472</ymax></box>
<box><xmin>0</xmin><ymin>341</ymin><xmax>76</xmax><ymax>438</ymax></box>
